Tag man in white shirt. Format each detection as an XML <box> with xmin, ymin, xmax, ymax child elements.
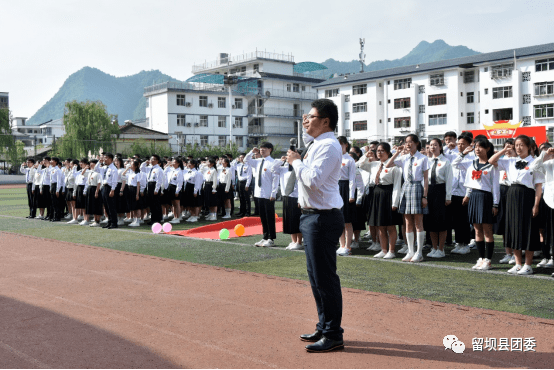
<box><xmin>244</xmin><ymin>143</ymin><xmax>279</xmax><ymax>247</ymax></box>
<box><xmin>101</xmin><ymin>153</ymin><xmax>119</xmax><ymax>229</ymax></box>
<box><xmin>21</xmin><ymin>158</ymin><xmax>37</xmax><ymax>218</ymax></box>
<box><xmin>287</xmin><ymin>99</ymin><xmax>345</xmax><ymax>353</ymax></box>
<box><xmin>147</xmin><ymin>154</ymin><xmax>165</xmax><ymax>225</ymax></box>
<box><xmin>235</xmin><ymin>153</ymin><xmax>252</xmax><ymax>217</ymax></box>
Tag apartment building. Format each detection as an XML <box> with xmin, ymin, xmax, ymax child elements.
<box><xmin>314</xmin><ymin>43</ymin><xmax>554</xmax><ymax>146</ymax></box>
<box><xmin>0</xmin><ymin>92</ymin><xmax>8</xmax><ymax>109</ymax></box>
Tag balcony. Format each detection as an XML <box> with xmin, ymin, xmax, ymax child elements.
<box><xmin>248</xmin><ymin>125</ymin><xmax>296</xmax><ymax>137</ymax></box>
<box><xmin>144</xmin><ymin>81</ymin><xmax>231</xmax><ymax>95</ymax></box>
<box><xmin>490</xmin><ymin>66</ymin><xmax>513</xmax><ymax>79</ymax></box>
<box><xmin>192</xmin><ymin>51</ymin><xmax>294</xmax><ymax>73</ymax></box>
<box><xmin>262</xmin><ymin>88</ymin><xmax>317</xmax><ymax>101</ymax></box>
<box><xmin>248</xmin><ymin>107</ymin><xmax>304</xmax><ymax>118</ymax></box>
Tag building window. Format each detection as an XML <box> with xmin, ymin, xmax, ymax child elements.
<box><xmin>177</xmin><ymin>94</ymin><xmax>186</xmax><ymax>106</ymax></box>
<box><xmin>394</xmin><ymin>98</ymin><xmax>411</xmax><ymax>109</ymax></box>
<box><xmin>353</xmin><ymin>121</ymin><xmax>367</xmax><ymax>131</ymax></box>
<box><xmin>522</xmin><ymin>116</ymin><xmax>531</xmax><ymax>126</ymax></box>
<box><xmin>534</xmin><ymin>81</ymin><xmax>554</xmax><ymax>96</ymax></box>
<box><xmin>467</xmin><ymin>92</ymin><xmax>474</xmax><ymax>103</ymax></box>
<box><xmin>234</xmin><ymin>98</ymin><xmax>243</xmax><ymax>109</ymax></box>
<box><xmin>219</xmin><ymin>136</ymin><xmax>226</xmax><ymax>146</ymax></box>
<box><xmin>325</xmin><ymin>89</ymin><xmax>339</xmax><ymax>97</ymax></box>
<box><xmin>523</xmin><ymin>94</ymin><xmax>531</xmax><ymax>104</ymax></box>
<box><xmin>177</xmin><ymin>114</ymin><xmax>186</xmax><ymax>126</ymax></box>
<box><xmin>352</xmin><ymin>102</ymin><xmax>367</xmax><ymax>113</ymax></box>
<box><xmin>535</xmin><ymin>104</ymin><xmax>554</xmax><ymax>118</ymax></box>
<box><xmin>345</xmin><ymin>112</ymin><xmax>350</xmax><ymax>120</ymax></box>
<box><xmin>387</xmin><ymin>118</ymin><xmax>391</xmax><ymax>122</ymax></box>
<box><xmin>485</xmin><ymin>109</ymin><xmax>489</xmax><ymax>114</ymax></box>
<box><xmin>236</xmin><ymin>136</ymin><xmax>243</xmax><ymax>147</ymax></box>
<box><xmin>419</xmin><ymin>105</ymin><xmax>425</xmax><ymax>113</ymax></box>
<box><xmin>394</xmin><ymin>78</ymin><xmax>411</xmax><ymax>90</ymax></box>
<box><xmin>253</xmin><ymin>64</ymin><xmax>259</xmax><ymax>72</ymax></box>
<box><xmin>428</xmin><ymin>93</ymin><xmax>447</xmax><ymax>106</ymax></box>
<box><xmin>492</xmin><ymin>86</ymin><xmax>513</xmax><ymax>99</ymax></box>
<box><xmin>394</xmin><ymin>117</ymin><xmax>411</xmax><ymax>128</ymax></box>
<box><xmin>491</xmin><ymin>64</ymin><xmax>513</xmax><ymax>79</ymax></box>
<box><xmin>484</xmin><ymin>67</ymin><xmax>488</xmax><ymax>72</ymax></box>
<box><xmin>467</xmin><ymin>112</ymin><xmax>475</xmax><ymax>124</ymax></box>
<box><xmin>218</xmin><ymin>116</ymin><xmax>226</xmax><ymax>128</ymax></box>
<box><xmin>419</xmin><ymin>85</ymin><xmax>425</xmax><ymax>94</ymax></box>
<box><xmin>379</xmin><ymin>101</ymin><xmax>382</xmax><ymax>105</ymax></box>
<box><xmin>218</xmin><ymin>97</ymin><xmax>226</xmax><ymax>108</ymax></box>
<box><xmin>460</xmin><ymin>92</ymin><xmax>464</xmax><ymax>97</ymax></box>
<box><xmin>429</xmin><ymin>73</ymin><xmax>444</xmax><ymax>86</ymax></box>
<box><xmin>293</xmin><ymin>83</ymin><xmax>300</xmax><ymax>92</ymax></box>
<box><xmin>234</xmin><ymin>117</ymin><xmax>242</xmax><ymax>128</ymax></box>
<box><xmin>464</xmin><ymin>70</ymin><xmax>475</xmax><ymax>83</ymax></box>
<box><xmin>199</xmin><ymin>96</ymin><xmax>208</xmax><ymax>107</ymax></box>
<box><xmin>344</xmin><ymin>94</ymin><xmax>350</xmax><ymax>102</ymax></box>
<box><xmin>287</xmin><ymin>84</ymin><xmax>291</xmax><ymax>92</ymax></box>
<box><xmin>522</xmin><ymin>72</ymin><xmax>531</xmax><ymax>82</ymax></box>
<box><xmin>484</xmin><ymin>88</ymin><xmax>488</xmax><ymax>95</ymax></box>
<box><xmin>535</xmin><ymin>58</ymin><xmax>554</xmax><ymax>72</ymax></box>
<box><xmin>301</xmin><ymin>86</ymin><xmax>305</xmax><ymax>91</ymax></box>
<box><xmin>352</xmin><ymin>84</ymin><xmax>367</xmax><ymax>95</ymax></box>
<box><xmin>478</xmin><ymin>111</ymin><xmax>480</xmax><ymax>123</ymax></box>
<box><xmin>429</xmin><ymin>114</ymin><xmax>447</xmax><ymax>126</ymax></box>
<box><xmin>199</xmin><ymin>115</ymin><xmax>208</xmax><ymax>127</ymax></box>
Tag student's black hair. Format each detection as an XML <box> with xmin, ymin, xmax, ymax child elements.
<box><xmin>72</xmin><ymin>159</ymin><xmax>79</xmax><ymax>166</ymax></box>
<box><xmin>174</xmin><ymin>157</ymin><xmax>184</xmax><ymax>170</ymax></box>
<box><xmin>90</xmin><ymin>159</ymin><xmax>99</xmax><ymax>164</ymax></box>
<box><xmin>240</xmin><ymin>152</ymin><xmax>246</xmax><ymax>156</ymax></box>
<box><xmin>458</xmin><ymin>134</ymin><xmax>473</xmax><ymax>145</ymax></box>
<box><xmin>369</xmin><ymin>141</ymin><xmax>380</xmax><ymax>146</ymax></box>
<box><xmin>188</xmin><ymin>159</ymin><xmax>198</xmax><ymax>168</ymax></box>
<box><xmin>51</xmin><ymin>157</ymin><xmax>60</xmax><ymax>165</ymax></box>
<box><xmin>337</xmin><ymin>136</ymin><xmax>351</xmax><ymax>152</ymax></box>
<box><xmin>65</xmin><ymin>158</ymin><xmax>72</xmax><ymax>162</ymax></box>
<box><xmin>260</xmin><ymin>142</ymin><xmax>274</xmax><ymax>153</ymax></box>
<box><xmin>222</xmin><ymin>157</ymin><xmax>230</xmax><ymax>167</ymax></box>
<box><xmin>225</xmin><ymin>153</ymin><xmax>233</xmax><ymax>159</ymax></box>
<box><xmin>504</xmin><ymin>138</ymin><xmax>515</xmax><ymax>147</ymax></box>
<box><xmin>104</xmin><ymin>152</ymin><xmax>114</xmax><ymax>160</ymax></box>
<box><xmin>348</xmin><ymin>152</ymin><xmax>359</xmax><ymax>162</ymax></box>
<box><xmin>132</xmin><ymin>160</ymin><xmax>141</xmax><ymax>173</ymax></box>
<box><xmin>540</xmin><ymin>142</ymin><xmax>552</xmax><ymax>151</ymax></box>
<box><xmin>474</xmin><ymin>134</ymin><xmax>488</xmax><ymax>141</ymax></box>
<box><xmin>429</xmin><ymin>138</ymin><xmax>444</xmax><ymax>155</ymax></box>
<box><xmin>462</xmin><ymin>131</ymin><xmax>474</xmax><ymax>139</ymax></box>
<box><xmin>44</xmin><ymin>156</ymin><xmax>51</xmax><ymax>161</ymax></box>
<box><xmin>27</xmin><ymin>158</ymin><xmax>36</xmax><ymax>164</ymax></box>
<box><xmin>311</xmin><ymin>99</ymin><xmax>339</xmax><ymax>130</ymax></box>
<box><xmin>151</xmin><ymin>154</ymin><xmax>161</xmax><ymax>163</ymax></box>
<box><xmin>515</xmin><ymin>135</ymin><xmax>532</xmax><ymax>156</ymax></box>
<box><xmin>134</xmin><ymin>154</ymin><xmax>141</xmax><ymax>158</ymax></box>
<box><xmin>473</xmin><ymin>137</ymin><xmax>493</xmax><ymax>159</ymax></box>
<box><xmin>116</xmin><ymin>153</ymin><xmax>122</xmax><ymax>158</ymax></box>
<box><xmin>114</xmin><ymin>157</ymin><xmax>124</xmax><ymax>168</ymax></box>
<box><xmin>405</xmin><ymin>134</ymin><xmax>420</xmax><ymax>145</ymax></box>
<box><xmin>80</xmin><ymin>158</ymin><xmax>89</xmax><ymax>165</ymax></box>
<box><xmin>444</xmin><ymin>131</ymin><xmax>457</xmax><ymax>140</ymax></box>
<box><xmin>351</xmin><ymin>146</ymin><xmax>363</xmax><ymax>157</ymax></box>
<box><xmin>208</xmin><ymin>158</ymin><xmax>216</xmax><ymax>167</ymax></box>
<box><xmin>377</xmin><ymin>142</ymin><xmax>392</xmax><ymax>158</ymax></box>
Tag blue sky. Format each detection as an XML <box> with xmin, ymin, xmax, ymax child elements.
<box><xmin>2</xmin><ymin>0</ymin><xmax>553</xmax><ymax>119</ymax></box>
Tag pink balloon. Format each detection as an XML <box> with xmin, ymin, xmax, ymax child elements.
<box><xmin>151</xmin><ymin>222</ymin><xmax>162</xmax><ymax>234</ymax></box>
<box><xmin>163</xmin><ymin>222</ymin><xmax>172</xmax><ymax>233</ymax></box>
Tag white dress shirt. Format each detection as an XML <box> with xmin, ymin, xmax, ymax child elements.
<box><xmin>20</xmin><ymin>165</ymin><xmax>36</xmax><ymax>184</ymax></box>
<box><xmin>339</xmin><ymin>153</ymin><xmax>357</xmax><ymax>199</ymax></box>
<box><xmin>445</xmin><ymin>152</ymin><xmax>475</xmax><ymax>197</ymax></box>
<box><xmin>218</xmin><ymin>167</ymin><xmax>232</xmax><ymax>192</ymax></box>
<box><xmin>237</xmin><ymin>162</ymin><xmax>252</xmax><ymax>187</ymax></box>
<box><xmin>127</xmin><ymin>170</ymin><xmax>140</xmax><ymax>187</ymax></box>
<box><xmin>84</xmin><ymin>169</ymin><xmax>102</xmax><ymax>195</ymax></box>
<box><xmin>292</xmin><ymin>131</ymin><xmax>343</xmax><ymax>210</ymax></box>
<box><xmin>146</xmin><ymin>164</ymin><xmax>164</xmax><ymax>193</ymax></box>
<box><xmin>452</xmin><ymin>155</ymin><xmax>500</xmax><ymax>205</ymax></box>
<box><xmin>103</xmin><ymin>163</ymin><xmax>118</xmax><ymax>189</ymax></box>
<box><xmin>203</xmin><ymin>166</ymin><xmax>219</xmax><ymax>193</ymax></box>
<box><xmin>50</xmin><ymin>166</ymin><xmax>63</xmax><ymax>187</ymax></box>
<box><xmin>393</xmin><ymin>151</ymin><xmax>430</xmax><ymax>182</ymax></box>
<box><xmin>273</xmin><ymin>160</ymin><xmax>299</xmax><ymax>198</ymax></box>
<box><xmin>358</xmin><ymin>157</ymin><xmax>402</xmax><ymax>207</ymax></box>
<box><xmin>244</xmin><ymin>151</ymin><xmax>279</xmax><ymax>199</ymax></box>
<box><xmin>497</xmin><ymin>155</ymin><xmax>544</xmax><ymax>190</ymax></box>
<box><xmin>428</xmin><ymin>154</ymin><xmax>453</xmax><ymax>201</ymax></box>
<box><xmin>168</xmin><ymin>167</ymin><xmax>184</xmax><ymax>194</ymax></box>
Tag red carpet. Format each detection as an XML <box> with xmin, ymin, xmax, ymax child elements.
<box><xmin>167</xmin><ymin>216</ymin><xmax>283</xmax><ymax>239</ymax></box>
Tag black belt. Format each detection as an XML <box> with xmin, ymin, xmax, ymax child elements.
<box><xmin>301</xmin><ymin>208</ymin><xmax>340</xmax><ymax>215</ymax></box>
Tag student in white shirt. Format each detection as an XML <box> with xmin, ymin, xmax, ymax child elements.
<box><xmin>245</xmin><ymin>143</ymin><xmax>280</xmax><ymax>247</ymax></box>
<box><xmin>82</xmin><ymin>159</ymin><xmax>103</xmax><ymax>226</ymax></box>
<box><xmin>101</xmin><ymin>153</ymin><xmax>120</xmax><ymax>229</ymax></box>
<box><xmin>21</xmin><ymin>158</ymin><xmax>37</xmax><ymax>218</ymax></box>
<box><xmin>203</xmin><ymin>158</ymin><xmax>220</xmax><ymax>221</ymax></box>
<box><xmin>454</xmin><ymin>137</ymin><xmax>499</xmax><ymax>270</ymax></box>
<box><xmin>181</xmin><ymin>159</ymin><xmax>203</xmax><ymax>223</ymax></box>
<box><xmin>494</xmin><ymin>139</ymin><xmax>516</xmax><ymax>264</ymax></box>
<box><xmin>167</xmin><ymin>158</ymin><xmax>184</xmax><ymax>224</ymax></box>
<box><xmin>113</xmin><ymin>157</ymin><xmax>128</xmax><ymax>226</ymax></box>
<box><xmin>335</xmin><ymin>136</ymin><xmax>357</xmax><ymax>256</ymax></box>
<box><xmin>490</xmin><ymin>135</ymin><xmax>545</xmax><ymax>275</ymax></box>
<box><xmin>236</xmin><ymin>154</ymin><xmax>253</xmax><ymax>217</ymax></box>
<box><xmin>348</xmin><ymin>152</ymin><xmax>366</xmax><ymax>250</ymax></box>
<box><xmin>48</xmin><ymin>157</ymin><xmax>64</xmax><ymax>222</ymax></box>
<box><xmin>387</xmin><ymin>134</ymin><xmax>430</xmax><ymax>263</ymax></box>
<box><xmin>37</xmin><ymin>157</ymin><xmax>53</xmax><ymax>220</ymax></box>
<box><xmin>422</xmin><ymin>139</ymin><xmax>453</xmax><ymax>259</ymax></box>
<box><xmin>218</xmin><ymin>158</ymin><xmax>233</xmax><ymax>219</ymax></box>
<box><xmin>123</xmin><ymin>160</ymin><xmax>142</xmax><ymax>227</ymax></box>
<box><xmin>145</xmin><ymin>155</ymin><xmax>164</xmax><ymax>225</ymax></box>
<box><xmin>68</xmin><ymin>159</ymin><xmax>89</xmax><ymax>224</ymax></box>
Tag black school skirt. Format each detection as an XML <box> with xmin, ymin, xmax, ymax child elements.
<box><xmin>339</xmin><ymin>179</ymin><xmax>357</xmax><ymax>224</ymax></box>
<box><xmin>127</xmin><ymin>185</ymin><xmax>138</xmax><ymax>211</ymax></box>
<box><xmin>283</xmin><ymin>195</ymin><xmax>301</xmax><ymax>234</ymax></box>
<box><xmin>181</xmin><ymin>182</ymin><xmax>195</xmax><ymax>207</ymax></box>
<box><xmin>75</xmin><ymin>185</ymin><xmax>86</xmax><ymax>209</ymax></box>
<box><xmin>353</xmin><ymin>193</ymin><xmax>368</xmax><ymax>231</ymax></box>
<box><xmin>493</xmin><ymin>184</ymin><xmax>509</xmax><ymax>235</ymax></box>
<box><xmin>369</xmin><ymin>184</ymin><xmax>403</xmax><ymax>227</ymax></box>
<box><xmin>423</xmin><ymin>183</ymin><xmax>447</xmax><ymax>232</ymax></box>
<box><xmin>468</xmin><ymin>188</ymin><xmax>496</xmax><ymax>225</ymax></box>
<box><xmin>65</xmin><ymin>187</ymin><xmax>74</xmax><ymax>202</ymax></box>
<box><xmin>537</xmin><ymin>193</ymin><xmax>548</xmax><ymax>230</ymax></box>
<box><xmin>166</xmin><ymin>184</ymin><xmax>179</xmax><ymax>204</ymax></box>
<box><xmin>545</xmin><ymin>199</ymin><xmax>554</xmax><ymax>248</ymax></box>
<box><xmin>218</xmin><ymin>183</ymin><xmax>234</xmax><ymax>201</ymax></box>
<box><xmin>115</xmin><ymin>183</ymin><xmax>129</xmax><ymax>213</ymax></box>
<box><xmin>505</xmin><ymin>184</ymin><xmax>540</xmax><ymax>251</ymax></box>
<box><xmin>85</xmin><ymin>186</ymin><xmax>103</xmax><ymax>216</ymax></box>
<box><xmin>204</xmin><ymin>182</ymin><xmax>219</xmax><ymax>208</ymax></box>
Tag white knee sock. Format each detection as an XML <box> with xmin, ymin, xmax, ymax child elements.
<box><xmin>225</xmin><ymin>208</ymin><xmax>231</xmax><ymax>217</ymax></box>
<box><xmin>417</xmin><ymin>231</ymin><xmax>426</xmax><ymax>255</ymax></box>
<box><xmin>406</xmin><ymin>232</ymin><xmax>415</xmax><ymax>255</ymax></box>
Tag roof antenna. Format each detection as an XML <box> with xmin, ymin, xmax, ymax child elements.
<box><xmin>359</xmin><ymin>38</ymin><xmax>366</xmax><ymax>73</ymax></box>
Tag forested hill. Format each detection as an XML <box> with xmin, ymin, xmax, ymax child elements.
<box><xmin>27</xmin><ymin>68</ymin><xmax>180</xmax><ymax>125</ymax></box>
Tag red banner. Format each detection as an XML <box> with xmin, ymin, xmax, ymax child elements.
<box><xmin>463</xmin><ymin>122</ymin><xmax>547</xmax><ymax>146</ymax></box>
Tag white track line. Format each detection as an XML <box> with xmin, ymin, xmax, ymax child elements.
<box><xmin>0</xmin><ymin>340</ymin><xmax>51</xmax><ymax>369</ymax></box>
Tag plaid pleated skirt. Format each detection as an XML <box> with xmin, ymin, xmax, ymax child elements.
<box><xmin>399</xmin><ymin>181</ymin><xmax>428</xmax><ymax>215</ymax></box>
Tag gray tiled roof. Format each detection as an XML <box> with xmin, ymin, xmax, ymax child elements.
<box><xmin>314</xmin><ymin>42</ymin><xmax>554</xmax><ymax>88</ymax></box>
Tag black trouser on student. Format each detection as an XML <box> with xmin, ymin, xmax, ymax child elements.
<box><xmin>147</xmin><ymin>182</ymin><xmax>163</xmax><ymax>223</ymax></box>
<box><xmin>50</xmin><ymin>183</ymin><xmax>61</xmax><ymax>220</ymax></box>
<box><xmin>450</xmin><ymin>195</ymin><xmax>471</xmax><ymax>244</ymax></box>
<box><xmin>42</xmin><ymin>185</ymin><xmax>51</xmax><ymax>218</ymax></box>
<box><xmin>238</xmin><ymin>180</ymin><xmax>250</xmax><ymax>215</ymax></box>
<box><xmin>259</xmin><ymin>198</ymin><xmax>276</xmax><ymax>240</ymax></box>
<box><xmin>102</xmin><ymin>185</ymin><xmax>118</xmax><ymax>227</ymax></box>
<box><xmin>253</xmin><ymin>196</ymin><xmax>260</xmax><ymax>215</ymax></box>
<box><xmin>26</xmin><ymin>182</ymin><xmax>36</xmax><ymax>217</ymax></box>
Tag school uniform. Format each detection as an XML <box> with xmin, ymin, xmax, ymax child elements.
<box><xmin>236</xmin><ymin>162</ymin><xmax>253</xmax><ymax>216</ymax></box>
<box><xmin>529</xmin><ymin>152</ymin><xmax>554</xmax><ymax>256</ymax></box>
<box><xmin>494</xmin><ymin>169</ymin><xmax>510</xmax><ymax>235</ymax></box>
<box><xmin>84</xmin><ymin>169</ymin><xmax>103</xmax><ymax>216</ymax></box>
<box><xmin>115</xmin><ymin>168</ymin><xmax>129</xmax><ymax>214</ymax></box>
<box><xmin>126</xmin><ymin>170</ymin><xmax>141</xmax><ymax>211</ymax></box>
<box><xmin>38</xmin><ymin>165</ymin><xmax>52</xmax><ymax>218</ymax></box>
<box><xmin>394</xmin><ymin>151</ymin><xmax>429</xmax><ymax>215</ymax></box>
<box><xmin>138</xmin><ymin>171</ymin><xmax>148</xmax><ymax>210</ymax></box>
<box><xmin>181</xmin><ymin>168</ymin><xmax>197</xmax><ymax>207</ymax></box>
<box><xmin>244</xmin><ymin>151</ymin><xmax>280</xmax><ymax>241</ymax></box>
<box><xmin>355</xmin><ymin>157</ymin><xmax>373</xmax><ymax>230</ymax></box>
<box><xmin>166</xmin><ymin>167</ymin><xmax>184</xmax><ymax>203</ymax></box>
<box><xmin>217</xmin><ymin>167</ymin><xmax>233</xmax><ymax>200</ymax></box>
<box><xmin>146</xmin><ymin>164</ymin><xmax>164</xmax><ymax>224</ymax></box>
<box><xmin>273</xmin><ymin>160</ymin><xmax>302</xmax><ymax>234</ymax></box>
<box><xmin>161</xmin><ymin>165</ymin><xmax>172</xmax><ymax>206</ymax></box>
<box><xmin>423</xmin><ymin>154</ymin><xmax>453</xmax><ymax>232</ymax></box>
<box><xmin>21</xmin><ymin>164</ymin><xmax>36</xmax><ymax>217</ymax></box>
<box><xmin>203</xmin><ymin>166</ymin><xmax>219</xmax><ymax>208</ymax></box>
<box><xmin>74</xmin><ymin>169</ymin><xmax>89</xmax><ymax>209</ymax></box>
<box><xmin>351</xmin><ymin>167</ymin><xmax>366</xmax><ymax>231</ymax></box>
<box><xmin>338</xmin><ymin>153</ymin><xmax>357</xmax><ymax>224</ymax></box>
<box><xmin>49</xmin><ymin>165</ymin><xmax>64</xmax><ymax>221</ymax></box>
<box><xmin>498</xmin><ymin>155</ymin><xmax>544</xmax><ymax>251</ymax></box>
<box><xmin>102</xmin><ymin>163</ymin><xmax>119</xmax><ymax>227</ymax></box>
<box><xmin>359</xmin><ymin>157</ymin><xmax>402</xmax><ymax>226</ymax></box>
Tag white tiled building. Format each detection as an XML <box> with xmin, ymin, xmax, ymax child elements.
<box><xmin>0</xmin><ymin>92</ymin><xmax>8</xmax><ymax>109</ymax></box>
<box><xmin>11</xmin><ymin>117</ymin><xmax>65</xmax><ymax>152</ymax></box>
<box><xmin>314</xmin><ymin>43</ymin><xmax>554</xmax><ymax>145</ymax></box>
<box><xmin>143</xmin><ymin>51</ymin><xmax>326</xmax><ymax>152</ymax></box>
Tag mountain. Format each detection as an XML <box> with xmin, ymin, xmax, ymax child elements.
<box><xmin>27</xmin><ymin>68</ymin><xmax>180</xmax><ymax>125</ymax></box>
<box><xmin>321</xmin><ymin>39</ymin><xmax>480</xmax><ymax>76</ymax></box>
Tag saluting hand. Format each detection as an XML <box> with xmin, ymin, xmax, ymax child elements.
<box><xmin>287</xmin><ymin>149</ymin><xmax>301</xmax><ymax>164</ymax></box>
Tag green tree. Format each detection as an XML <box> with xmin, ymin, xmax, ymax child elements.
<box><xmin>54</xmin><ymin>100</ymin><xmax>119</xmax><ymax>158</ymax></box>
<box><xmin>0</xmin><ymin>107</ymin><xmax>19</xmax><ymax>170</ymax></box>
<box><xmin>124</xmin><ymin>138</ymin><xmax>173</xmax><ymax>159</ymax></box>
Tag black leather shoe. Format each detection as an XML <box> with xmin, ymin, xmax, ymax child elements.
<box><xmin>305</xmin><ymin>336</ymin><xmax>344</xmax><ymax>353</ymax></box>
<box><xmin>300</xmin><ymin>330</ymin><xmax>323</xmax><ymax>342</ymax></box>
<box><xmin>107</xmin><ymin>225</ymin><xmax>118</xmax><ymax>229</ymax></box>
<box><xmin>102</xmin><ymin>224</ymin><xmax>110</xmax><ymax>229</ymax></box>
<box><xmin>235</xmin><ymin>213</ymin><xmax>245</xmax><ymax>217</ymax></box>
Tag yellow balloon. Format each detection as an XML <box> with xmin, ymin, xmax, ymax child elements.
<box><xmin>234</xmin><ymin>224</ymin><xmax>245</xmax><ymax>237</ymax></box>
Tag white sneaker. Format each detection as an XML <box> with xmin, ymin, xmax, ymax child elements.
<box><xmin>79</xmin><ymin>220</ymin><xmax>89</xmax><ymax>226</ymax></box>
<box><xmin>64</xmin><ymin>214</ymin><xmax>72</xmax><ymax>220</ymax></box>
<box><xmin>89</xmin><ymin>222</ymin><xmax>100</xmax><ymax>227</ymax></box>
<box><xmin>432</xmin><ymin>250</ymin><xmax>445</xmax><ymax>258</ymax></box>
<box><xmin>138</xmin><ymin>219</ymin><xmax>144</xmax><ymax>224</ymax></box>
<box><xmin>123</xmin><ymin>217</ymin><xmax>133</xmax><ymax>223</ymax></box>
<box><xmin>508</xmin><ymin>255</ymin><xmax>516</xmax><ymax>265</ymax></box>
<box><xmin>537</xmin><ymin>258</ymin><xmax>549</xmax><ymax>268</ymax></box>
<box><xmin>351</xmin><ymin>241</ymin><xmax>360</xmax><ymax>249</ymax></box>
<box><xmin>262</xmin><ymin>239</ymin><xmax>275</xmax><ymax>248</ymax></box>
<box><xmin>468</xmin><ymin>240</ymin><xmax>477</xmax><ymax>249</ymax></box>
<box><xmin>402</xmin><ymin>252</ymin><xmax>415</xmax><ymax>262</ymax></box>
<box><xmin>285</xmin><ymin>242</ymin><xmax>295</xmax><ymax>250</ymax></box>
<box><xmin>457</xmin><ymin>246</ymin><xmax>471</xmax><ymax>255</ymax></box>
<box><xmin>517</xmin><ymin>265</ymin><xmax>533</xmax><ymax>275</ymax></box>
<box><xmin>383</xmin><ymin>252</ymin><xmax>395</xmax><ymax>259</ymax></box>
<box><xmin>222</xmin><ymin>215</ymin><xmax>231</xmax><ymax>219</ymax></box>
<box><xmin>336</xmin><ymin>247</ymin><xmax>346</xmax><ymax>255</ymax></box>
<box><xmin>67</xmin><ymin>219</ymin><xmax>79</xmax><ymax>225</ymax></box>
<box><xmin>398</xmin><ymin>245</ymin><xmax>408</xmax><ymax>254</ymax></box>
<box><xmin>369</xmin><ymin>242</ymin><xmax>381</xmax><ymax>251</ymax></box>
<box><xmin>337</xmin><ymin>248</ymin><xmax>351</xmax><ymax>256</ymax></box>
<box><xmin>545</xmin><ymin>258</ymin><xmax>554</xmax><ymax>268</ymax></box>
<box><xmin>117</xmin><ymin>219</ymin><xmax>124</xmax><ymax>226</ymax></box>
<box><xmin>472</xmin><ymin>258</ymin><xmax>484</xmax><ymax>270</ymax></box>
<box><xmin>374</xmin><ymin>251</ymin><xmax>386</xmax><ymax>258</ymax></box>
<box><xmin>499</xmin><ymin>254</ymin><xmax>512</xmax><ymax>264</ymax></box>
<box><xmin>167</xmin><ymin>212</ymin><xmax>174</xmax><ymax>218</ymax></box>
<box><xmin>77</xmin><ymin>215</ymin><xmax>84</xmax><ymax>221</ymax></box>
<box><xmin>207</xmin><ymin>214</ymin><xmax>217</xmax><ymax>221</ymax></box>
<box><xmin>100</xmin><ymin>219</ymin><xmax>109</xmax><ymax>225</ymax></box>
<box><xmin>186</xmin><ymin>216</ymin><xmax>198</xmax><ymax>223</ymax></box>
<box><xmin>169</xmin><ymin>217</ymin><xmax>180</xmax><ymax>224</ymax></box>
<box><xmin>289</xmin><ymin>243</ymin><xmax>304</xmax><ymax>251</ymax></box>
<box><xmin>479</xmin><ymin>258</ymin><xmax>492</xmax><ymax>270</ymax></box>
<box><xmin>507</xmin><ymin>264</ymin><xmax>522</xmax><ymax>274</ymax></box>
<box><xmin>255</xmin><ymin>239</ymin><xmax>266</xmax><ymax>247</ymax></box>
<box><xmin>427</xmin><ymin>249</ymin><xmax>438</xmax><ymax>258</ymax></box>
<box><xmin>534</xmin><ymin>251</ymin><xmax>541</xmax><ymax>257</ymax></box>
<box><xmin>451</xmin><ymin>244</ymin><xmax>462</xmax><ymax>254</ymax></box>
<box><xmin>129</xmin><ymin>221</ymin><xmax>140</xmax><ymax>227</ymax></box>
<box><xmin>410</xmin><ymin>253</ymin><xmax>423</xmax><ymax>263</ymax></box>
<box><xmin>144</xmin><ymin>214</ymin><xmax>151</xmax><ymax>221</ymax></box>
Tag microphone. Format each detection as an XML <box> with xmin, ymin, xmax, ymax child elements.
<box><xmin>290</xmin><ymin>138</ymin><xmax>297</xmax><ymax>151</ymax></box>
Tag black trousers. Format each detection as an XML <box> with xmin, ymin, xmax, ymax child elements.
<box><xmin>102</xmin><ymin>185</ymin><xmax>118</xmax><ymax>226</ymax></box>
<box><xmin>147</xmin><ymin>182</ymin><xmax>163</xmax><ymax>223</ymax></box>
<box><xmin>42</xmin><ymin>185</ymin><xmax>51</xmax><ymax>217</ymax></box>
<box><xmin>300</xmin><ymin>210</ymin><xmax>345</xmax><ymax>341</ymax></box>
<box><xmin>253</xmin><ymin>197</ymin><xmax>260</xmax><ymax>215</ymax></box>
<box><xmin>50</xmin><ymin>183</ymin><xmax>61</xmax><ymax>220</ymax></box>
<box><xmin>450</xmin><ymin>195</ymin><xmax>471</xmax><ymax>244</ymax></box>
<box><xmin>26</xmin><ymin>183</ymin><xmax>36</xmax><ymax>217</ymax></box>
<box><xmin>259</xmin><ymin>198</ymin><xmax>276</xmax><ymax>240</ymax></box>
<box><xmin>238</xmin><ymin>180</ymin><xmax>251</xmax><ymax>215</ymax></box>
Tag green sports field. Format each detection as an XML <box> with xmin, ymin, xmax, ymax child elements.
<box><xmin>1</xmin><ymin>187</ymin><xmax>553</xmax><ymax>319</ymax></box>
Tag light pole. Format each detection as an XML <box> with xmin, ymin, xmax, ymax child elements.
<box><xmin>224</xmin><ymin>75</ymin><xmax>239</xmax><ymax>150</ymax></box>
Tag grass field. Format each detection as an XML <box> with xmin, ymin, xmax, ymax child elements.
<box><xmin>1</xmin><ymin>187</ymin><xmax>553</xmax><ymax>319</ymax></box>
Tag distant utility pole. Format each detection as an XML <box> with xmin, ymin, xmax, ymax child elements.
<box><xmin>359</xmin><ymin>38</ymin><xmax>366</xmax><ymax>73</ymax></box>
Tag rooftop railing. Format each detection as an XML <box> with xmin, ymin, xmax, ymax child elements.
<box><xmin>263</xmin><ymin>88</ymin><xmax>317</xmax><ymax>100</ymax></box>
<box><xmin>248</xmin><ymin>107</ymin><xmax>304</xmax><ymax>118</ymax></box>
<box><xmin>192</xmin><ymin>51</ymin><xmax>294</xmax><ymax>72</ymax></box>
<box><xmin>248</xmin><ymin>125</ymin><xmax>296</xmax><ymax>136</ymax></box>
